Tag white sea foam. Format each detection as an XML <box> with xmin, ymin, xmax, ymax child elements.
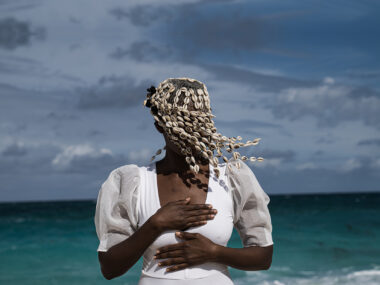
<box><xmin>234</xmin><ymin>266</ymin><xmax>380</xmax><ymax>285</ymax></box>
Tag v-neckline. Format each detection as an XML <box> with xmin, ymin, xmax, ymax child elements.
<box><xmin>152</xmin><ymin>161</ymin><xmax>213</xmax><ymax>209</ymax></box>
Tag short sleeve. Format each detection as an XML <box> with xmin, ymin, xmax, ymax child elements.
<box><xmin>94</xmin><ymin>164</ymin><xmax>141</xmax><ymax>252</ymax></box>
<box><xmin>226</xmin><ymin>158</ymin><xmax>273</xmax><ymax>247</ymax></box>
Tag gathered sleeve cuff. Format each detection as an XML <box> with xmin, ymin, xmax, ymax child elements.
<box><xmin>226</xmin><ymin>158</ymin><xmax>274</xmax><ymax>247</ymax></box>
<box><xmin>94</xmin><ymin>164</ymin><xmax>141</xmax><ymax>252</ymax></box>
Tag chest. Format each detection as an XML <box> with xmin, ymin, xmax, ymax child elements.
<box><xmin>137</xmin><ymin>163</ymin><xmax>234</xmax><ymax>247</ymax></box>
<box><xmin>156</xmin><ymin>171</ymin><xmax>209</xmax><ymax>206</ymax></box>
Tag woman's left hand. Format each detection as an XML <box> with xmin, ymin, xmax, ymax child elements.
<box><xmin>154</xmin><ymin>231</ymin><xmax>218</xmax><ymax>272</ymax></box>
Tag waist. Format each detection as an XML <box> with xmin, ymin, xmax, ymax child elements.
<box><xmin>141</xmin><ymin>261</ymin><xmax>231</xmax><ymax>280</ymax></box>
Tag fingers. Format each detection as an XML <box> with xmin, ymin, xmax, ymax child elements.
<box><xmin>164</xmin><ymin>262</ymin><xmax>189</xmax><ymax>272</ymax></box>
<box><xmin>176</xmin><ymin>231</ymin><xmax>199</xmax><ymax>240</ymax></box>
<box><xmin>175</xmin><ymin>197</ymin><xmax>191</xmax><ymax>205</ymax></box>
<box><xmin>185</xmin><ymin>214</ymin><xmax>215</xmax><ymax>223</ymax></box>
<box><xmin>156</xmin><ymin>242</ymin><xmax>185</xmax><ymax>254</ymax></box>
<box><xmin>166</xmin><ymin>263</ymin><xmax>188</xmax><ymax>272</ymax></box>
<box><xmin>158</xmin><ymin>257</ymin><xmax>187</xmax><ymax>267</ymax></box>
<box><xmin>183</xmin><ymin>204</ymin><xmax>213</xmax><ymax>210</ymax></box>
<box><xmin>186</xmin><ymin>208</ymin><xmax>218</xmax><ymax>216</ymax></box>
<box><xmin>186</xmin><ymin>220</ymin><xmax>207</xmax><ymax>228</ymax></box>
<box><xmin>155</xmin><ymin>249</ymin><xmax>183</xmax><ymax>260</ymax></box>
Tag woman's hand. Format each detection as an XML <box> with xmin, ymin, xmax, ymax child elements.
<box><xmin>154</xmin><ymin>231</ymin><xmax>218</xmax><ymax>272</ymax></box>
<box><xmin>149</xmin><ymin>197</ymin><xmax>218</xmax><ymax>233</ymax></box>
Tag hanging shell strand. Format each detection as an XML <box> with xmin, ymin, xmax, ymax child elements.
<box><xmin>144</xmin><ymin>77</ymin><xmax>264</xmax><ymax>177</ymax></box>
<box><xmin>150</xmin><ymin>147</ymin><xmax>165</xmax><ymax>162</ymax></box>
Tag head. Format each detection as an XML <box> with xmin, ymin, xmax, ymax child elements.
<box><xmin>143</xmin><ymin>77</ymin><xmax>263</xmax><ymax>177</ymax></box>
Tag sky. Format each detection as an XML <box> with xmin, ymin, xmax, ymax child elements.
<box><xmin>0</xmin><ymin>0</ymin><xmax>379</xmax><ymax>202</ymax></box>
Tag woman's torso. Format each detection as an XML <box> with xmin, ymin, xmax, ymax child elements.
<box><xmin>137</xmin><ymin>161</ymin><xmax>235</xmax><ymax>283</ymax></box>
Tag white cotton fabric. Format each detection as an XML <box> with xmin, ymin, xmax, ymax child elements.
<box><xmin>94</xmin><ymin>158</ymin><xmax>273</xmax><ymax>282</ymax></box>
<box><xmin>137</xmin><ymin>161</ymin><xmax>234</xmax><ymax>282</ymax></box>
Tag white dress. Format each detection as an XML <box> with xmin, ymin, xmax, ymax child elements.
<box><xmin>94</xmin><ymin>158</ymin><xmax>274</xmax><ymax>284</ymax></box>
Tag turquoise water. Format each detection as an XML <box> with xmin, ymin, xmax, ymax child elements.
<box><xmin>0</xmin><ymin>193</ymin><xmax>379</xmax><ymax>284</ymax></box>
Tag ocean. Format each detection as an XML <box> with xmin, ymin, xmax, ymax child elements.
<box><xmin>0</xmin><ymin>193</ymin><xmax>379</xmax><ymax>284</ymax></box>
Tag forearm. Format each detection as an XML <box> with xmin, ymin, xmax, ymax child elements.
<box><xmin>99</xmin><ymin>217</ymin><xmax>161</xmax><ymax>279</ymax></box>
<box><xmin>212</xmin><ymin>244</ymin><xmax>273</xmax><ymax>271</ymax></box>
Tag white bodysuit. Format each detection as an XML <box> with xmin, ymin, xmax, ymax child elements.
<box><xmin>137</xmin><ymin>162</ymin><xmax>234</xmax><ymax>284</ymax></box>
<box><xmin>94</xmin><ymin>158</ymin><xmax>273</xmax><ymax>284</ymax></box>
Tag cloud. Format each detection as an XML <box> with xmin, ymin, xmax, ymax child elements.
<box><xmin>215</xmin><ymin>119</ymin><xmax>283</xmax><ymax>130</ymax></box>
<box><xmin>77</xmin><ymin>75</ymin><xmax>153</xmax><ymax>109</ymax></box>
<box><xmin>51</xmin><ymin>144</ymin><xmax>126</xmax><ymax>173</ymax></box>
<box><xmin>345</xmin><ymin>69</ymin><xmax>380</xmax><ymax>80</ymax></box>
<box><xmin>0</xmin><ymin>141</ymin><xmax>152</xmax><ymax>176</ymax></box>
<box><xmin>108</xmin><ymin>2</ymin><xmax>308</xmax><ymax>64</ymax></box>
<box><xmin>235</xmin><ymin>148</ymin><xmax>297</xmax><ymax>171</ymax></box>
<box><xmin>0</xmin><ymin>141</ymin><xmax>61</xmax><ymax>174</ymax></box>
<box><xmin>110</xmin><ymin>41</ymin><xmax>173</xmax><ymax>62</ymax></box>
<box><xmin>296</xmin><ymin>162</ymin><xmax>318</xmax><ymax>170</ymax></box>
<box><xmin>109</xmin><ymin>5</ymin><xmax>175</xmax><ymax>27</ymax></box>
<box><xmin>357</xmin><ymin>138</ymin><xmax>380</xmax><ymax>147</ymax></box>
<box><xmin>200</xmin><ymin>63</ymin><xmax>318</xmax><ymax>92</ymax></box>
<box><xmin>339</xmin><ymin>156</ymin><xmax>380</xmax><ymax>174</ymax></box>
<box><xmin>260</xmin><ymin>78</ymin><xmax>380</xmax><ymax>129</ymax></box>
<box><xmin>0</xmin><ymin>17</ymin><xmax>45</xmax><ymax>50</ymax></box>
<box><xmin>1</xmin><ymin>141</ymin><xmax>27</xmax><ymax>156</ymax></box>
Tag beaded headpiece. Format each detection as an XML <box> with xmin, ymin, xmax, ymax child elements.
<box><xmin>143</xmin><ymin>77</ymin><xmax>263</xmax><ymax>178</ymax></box>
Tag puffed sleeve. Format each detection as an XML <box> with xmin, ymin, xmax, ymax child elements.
<box><xmin>226</xmin><ymin>158</ymin><xmax>273</xmax><ymax>247</ymax></box>
<box><xmin>94</xmin><ymin>164</ymin><xmax>141</xmax><ymax>252</ymax></box>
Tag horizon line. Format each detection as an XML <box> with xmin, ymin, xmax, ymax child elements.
<box><xmin>0</xmin><ymin>190</ymin><xmax>379</xmax><ymax>204</ymax></box>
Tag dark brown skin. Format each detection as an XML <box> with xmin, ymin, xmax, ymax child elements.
<box><xmin>97</xmin><ymin>121</ymin><xmax>273</xmax><ymax>280</ymax></box>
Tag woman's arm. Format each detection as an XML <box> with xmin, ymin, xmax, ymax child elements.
<box><xmin>154</xmin><ymin>231</ymin><xmax>273</xmax><ymax>272</ymax></box>
<box><xmin>212</xmin><ymin>242</ymin><xmax>273</xmax><ymax>270</ymax></box>
<box><xmin>98</xmin><ymin>216</ymin><xmax>160</xmax><ymax>280</ymax></box>
<box><xmin>98</xmin><ymin>198</ymin><xmax>217</xmax><ymax>280</ymax></box>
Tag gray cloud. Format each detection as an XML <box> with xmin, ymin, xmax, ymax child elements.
<box><xmin>0</xmin><ymin>141</ymin><xmax>148</xmax><ymax>176</ymax></box>
<box><xmin>0</xmin><ymin>141</ymin><xmax>151</xmax><ymax>202</ymax></box>
<box><xmin>256</xmin><ymin>159</ymin><xmax>380</xmax><ymax>195</ymax></box>
<box><xmin>262</xmin><ymin>149</ymin><xmax>296</xmax><ymax>162</ymax></box>
<box><xmin>0</xmin><ymin>1</ymin><xmax>41</xmax><ymax>12</ymax></box>
<box><xmin>77</xmin><ymin>75</ymin><xmax>153</xmax><ymax>109</ymax></box>
<box><xmin>316</xmin><ymin>136</ymin><xmax>335</xmax><ymax>144</ymax></box>
<box><xmin>234</xmin><ymin>147</ymin><xmax>297</xmax><ymax>168</ymax></box>
<box><xmin>46</xmin><ymin>111</ymin><xmax>78</xmax><ymax>121</ymax></box>
<box><xmin>51</xmin><ymin>146</ymin><xmax>127</xmax><ymax>174</ymax></box>
<box><xmin>1</xmin><ymin>141</ymin><xmax>27</xmax><ymax>156</ymax></box>
<box><xmin>312</xmin><ymin>149</ymin><xmax>324</xmax><ymax>156</ymax></box>
<box><xmin>216</xmin><ymin>119</ymin><xmax>283</xmax><ymax>130</ymax></box>
<box><xmin>345</xmin><ymin>70</ymin><xmax>380</xmax><ymax>80</ymax></box>
<box><xmin>260</xmin><ymin>81</ymin><xmax>380</xmax><ymax>129</ymax></box>
<box><xmin>201</xmin><ymin>63</ymin><xmax>318</xmax><ymax>92</ymax></box>
<box><xmin>110</xmin><ymin>41</ymin><xmax>173</xmax><ymax>62</ymax></box>
<box><xmin>109</xmin><ymin>5</ymin><xmax>174</xmax><ymax>27</ymax></box>
<box><xmin>347</xmin><ymin>86</ymin><xmax>380</xmax><ymax>99</ymax></box>
<box><xmin>109</xmin><ymin>2</ymin><xmax>301</xmax><ymax>62</ymax></box>
<box><xmin>357</xmin><ymin>138</ymin><xmax>380</xmax><ymax>147</ymax></box>
<box><xmin>215</xmin><ymin>118</ymin><xmax>292</xmax><ymax>137</ymax></box>
<box><xmin>0</xmin><ymin>17</ymin><xmax>45</xmax><ymax>50</ymax></box>
<box><xmin>0</xmin><ymin>142</ymin><xmax>60</xmax><ymax>174</ymax></box>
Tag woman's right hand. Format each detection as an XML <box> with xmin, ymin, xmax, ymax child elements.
<box><xmin>149</xmin><ymin>197</ymin><xmax>218</xmax><ymax>232</ymax></box>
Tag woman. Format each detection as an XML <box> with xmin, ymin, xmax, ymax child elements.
<box><xmin>94</xmin><ymin>78</ymin><xmax>274</xmax><ymax>284</ymax></box>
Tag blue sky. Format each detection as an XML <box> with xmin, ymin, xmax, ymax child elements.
<box><xmin>0</xmin><ymin>0</ymin><xmax>379</xmax><ymax>202</ymax></box>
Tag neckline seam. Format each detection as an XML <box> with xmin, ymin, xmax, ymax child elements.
<box><xmin>151</xmin><ymin>162</ymin><xmax>214</xmax><ymax>208</ymax></box>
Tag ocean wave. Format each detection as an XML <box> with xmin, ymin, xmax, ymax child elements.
<box><xmin>234</xmin><ymin>266</ymin><xmax>380</xmax><ymax>285</ymax></box>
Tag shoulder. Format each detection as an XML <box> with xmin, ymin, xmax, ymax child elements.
<box><xmin>109</xmin><ymin>163</ymin><xmax>144</xmax><ymax>180</ymax></box>
<box><xmin>101</xmin><ymin>163</ymin><xmax>145</xmax><ymax>192</ymax></box>
<box><xmin>116</xmin><ymin>163</ymin><xmax>141</xmax><ymax>177</ymax></box>
<box><xmin>225</xmin><ymin>158</ymin><xmax>268</xmax><ymax>202</ymax></box>
<box><xmin>225</xmin><ymin>158</ymin><xmax>255</xmax><ymax>181</ymax></box>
